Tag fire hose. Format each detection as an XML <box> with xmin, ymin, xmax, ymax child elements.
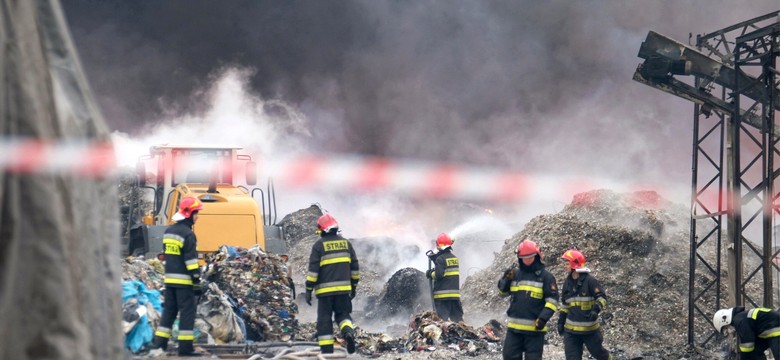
<box><xmin>425</xmin><ymin>249</ymin><xmax>436</xmax><ymax>313</ymax></box>
<box><xmin>246</xmin><ymin>344</ymin><xmax>347</xmax><ymax>359</ymax></box>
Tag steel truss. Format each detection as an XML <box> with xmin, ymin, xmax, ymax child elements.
<box><xmin>633</xmin><ymin>11</ymin><xmax>779</xmax><ymax>347</ymax></box>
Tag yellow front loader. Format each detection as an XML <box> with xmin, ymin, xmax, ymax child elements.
<box><xmin>122</xmin><ymin>144</ymin><xmax>286</xmax><ymax>260</ymax></box>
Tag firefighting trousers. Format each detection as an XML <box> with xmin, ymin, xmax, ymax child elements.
<box><xmin>502</xmin><ymin>330</ymin><xmax>544</xmax><ymax>360</ymax></box>
<box><xmin>152</xmin><ymin>286</ymin><xmax>197</xmax><ymax>354</ymax></box>
<box><xmin>742</xmin><ymin>336</ymin><xmax>780</xmax><ymax>360</ymax></box>
<box><xmin>563</xmin><ymin>330</ymin><xmax>611</xmax><ymax>360</ymax></box>
<box><xmin>316</xmin><ymin>294</ymin><xmax>354</xmax><ymax>354</ymax></box>
<box><xmin>434</xmin><ymin>299</ymin><xmax>464</xmax><ymax>322</ymax></box>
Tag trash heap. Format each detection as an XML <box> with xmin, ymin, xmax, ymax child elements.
<box><xmin>121</xmin><ymin>259</ymin><xmax>165</xmax><ymax>354</ymax></box>
<box><xmin>462</xmin><ymin>189</ymin><xmax>720</xmax><ymax>359</ymax></box>
<box><xmin>364</xmin><ymin>267</ymin><xmax>430</xmax><ymax>321</ymax></box>
<box><xmin>203</xmin><ymin>245</ymin><xmax>299</xmax><ymax>342</ymax></box>
<box><xmin>294</xmin><ymin>311</ymin><xmax>505</xmax><ymax>357</ymax></box>
<box><xmin>196</xmin><ymin>282</ymin><xmax>245</xmax><ymax>344</ymax></box>
<box><xmin>403</xmin><ymin>311</ymin><xmax>503</xmax><ymax>355</ymax></box>
<box><xmin>121</xmin><ymin>257</ymin><xmax>165</xmax><ymax>290</ymax></box>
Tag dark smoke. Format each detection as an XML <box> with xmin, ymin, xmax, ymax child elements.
<box><xmin>61</xmin><ymin>1</ymin><xmax>777</xmax><ymax>187</ymax></box>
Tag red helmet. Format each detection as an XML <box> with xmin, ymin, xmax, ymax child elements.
<box><xmin>436</xmin><ymin>233</ymin><xmax>454</xmax><ymax>249</ymax></box>
<box><xmin>517</xmin><ymin>240</ymin><xmax>542</xmax><ymax>259</ymax></box>
<box><xmin>317</xmin><ymin>213</ymin><xmax>339</xmax><ymax>233</ymax></box>
<box><xmin>178</xmin><ymin>196</ymin><xmax>204</xmax><ymax>219</ymax></box>
<box><xmin>561</xmin><ymin>249</ymin><xmax>586</xmax><ymax>269</ymax></box>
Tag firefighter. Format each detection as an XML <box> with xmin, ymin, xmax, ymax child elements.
<box><xmin>305</xmin><ymin>213</ymin><xmax>359</xmax><ymax>354</ymax></box>
<box><xmin>150</xmin><ymin>196</ymin><xmax>204</xmax><ymax>357</ymax></box>
<box><xmin>425</xmin><ymin>232</ymin><xmax>464</xmax><ymax>322</ymax></box>
<box><xmin>558</xmin><ymin>248</ymin><xmax>612</xmax><ymax>360</ymax></box>
<box><xmin>497</xmin><ymin>239</ymin><xmax>559</xmax><ymax>360</ymax></box>
<box><xmin>713</xmin><ymin>307</ymin><xmax>780</xmax><ymax>359</ymax></box>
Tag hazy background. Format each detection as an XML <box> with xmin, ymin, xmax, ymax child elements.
<box><xmin>60</xmin><ymin>1</ymin><xmax>779</xmax><ymax>281</ymax></box>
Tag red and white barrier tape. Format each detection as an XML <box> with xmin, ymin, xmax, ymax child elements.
<box><xmin>0</xmin><ymin>139</ymin><xmax>115</xmax><ymax>177</ymax></box>
<box><xmin>266</xmin><ymin>155</ymin><xmax>634</xmax><ymax>203</ymax></box>
<box><xmin>0</xmin><ymin>140</ymin><xmax>653</xmax><ymax>203</ymax></box>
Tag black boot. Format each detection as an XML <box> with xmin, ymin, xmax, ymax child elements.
<box><xmin>177</xmin><ymin>340</ymin><xmax>204</xmax><ymax>357</ymax></box>
<box><xmin>178</xmin><ymin>351</ymin><xmax>205</xmax><ymax>357</ymax></box>
<box><xmin>343</xmin><ymin>327</ymin><xmax>356</xmax><ymax>354</ymax></box>
<box><xmin>320</xmin><ymin>344</ymin><xmax>334</xmax><ymax>354</ymax></box>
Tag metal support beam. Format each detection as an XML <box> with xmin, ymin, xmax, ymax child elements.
<box><xmin>633</xmin><ymin>10</ymin><xmax>780</xmax><ymax>349</ymax></box>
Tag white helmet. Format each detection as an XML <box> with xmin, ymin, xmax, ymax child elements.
<box><xmin>712</xmin><ymin>308</ymin><xmax>734</xmax><ymax>333</ymax></box>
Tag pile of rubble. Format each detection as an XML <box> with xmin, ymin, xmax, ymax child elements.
<box><xmin>462</xmin><ymin>189</ymin><xmax>721</xmax><ymax>359</ymax></box>
<box><xmin>121</xmin><ymin>257</ymin><xmax>165</xmax><ymax>290</ymax></box>
<box><xmin>121</xmin><ymin>190</ymin><xmax>732</xmax><ymax>359</ymax></box>
<box><xmin>295</xmin><ymin>310</ymin><xmax>505</xmax><ymax>358</ymax></box>
<box><xmin>364</xmin><ymin>267</ymin><xmax>431</xmax><ymax>322</ymax></box>
<box><xmin>201</xmin><ymin>246</ymin><xmax>298</xmax><ymax>342</ymax></box>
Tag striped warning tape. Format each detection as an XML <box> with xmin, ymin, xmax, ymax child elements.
<box><xmin>0</xmin><ymin>139</ymin><xmax>116</xmax><ymax>177</ymax></box>
<box><xmin>0</xmin><ymin>139</ymin><xmax>653</xmax><ymax>203</ymax></box>
<box><xmin>266</xmin><ymin>154</ymin><xmax>635</xmax><ymax>203</ymax></box>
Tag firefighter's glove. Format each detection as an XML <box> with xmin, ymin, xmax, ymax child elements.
<box><xmin>534</xmin><ymin>318</ymin><xmax>547</xmax><ymax>330</ymax></box>
<box><xmin>305</xmin><ymin>290</ymin><xmax>312</xmax><ymax>306</ymax></box>
<box><xmin>193</xmin><ymin>284</ymin><xmax>202</xmax><ymax>297</ymax></box>
<box><xmin>288</xmin><ymin>277</ymin><xmax>296</xmax><ymax>300</ymax></box>
<box><xmin>425</xmin><ymin>269</ymin><xmax>434</xmax><ymax>279</ymax></box>
<box><xmin>587</xmin><ymin>302</ymin><xmax>602</xmax><ymax>321</ymax></box>
<box><xmin>503</xmin><ymin>268</ymin><xmax>516</xmax><ymax>280</ymax></box>
<box><xmin>350</xmin><ymin>288</ymin><xmax>357</xmax><ymax>300</ymax></box>
<box><xmin>592</xmin><ymin>301</ymin><xmax>602</xmax><ymax>315</ymax></box>
<box><xmin>557</xmin><ymin>315</ymin><xmax>567</xmax><ymax>335</ymax></box>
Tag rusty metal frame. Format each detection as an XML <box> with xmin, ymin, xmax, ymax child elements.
<box><xmin>692</xmin><ymin>12</ymin><xmax>779</xmax><ymax>346</ymax></box>
<box><xmin>633</xmin><ymin>10</ymin><xmax>779</xmax><ymax>348</ymax></box>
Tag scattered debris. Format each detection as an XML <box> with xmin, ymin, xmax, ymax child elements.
<box><xmin>123</xmin><ymin>191</ymin><xmax>732</xmax><ymax>359</ymax></box>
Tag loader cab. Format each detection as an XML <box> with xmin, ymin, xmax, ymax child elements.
<box><xmin>127</xmin><ymin>144</ymin><xmax>285</xmax><ymax>260</ymax></box>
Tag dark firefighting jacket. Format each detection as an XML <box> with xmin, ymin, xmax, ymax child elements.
<box><xmin>305</xmin><ymin>232</ymin><xmax>360</xmax><ymax>297</ymax></box>
<box><xmin>431</xmin><ymin>248</ymin><xmax>460</xmax><ymax>300</ymax></box>
<box><xmin>733</xmin><ymin>307</ymin><xmax>780</xmax><ymax>353</ymax></box>
<box><xmin>162</xmin><ymin>218</ymin><xmax>200</xmax><ymax>288</ymax></box>
<box><xmin>497</xmin><ymin>258</ymin><xmax>559</xmax><ymax>333</ymax></box>
<box><xmin>560</xmin><ymin>271</ymin><xmax>607</xmax><ymax>334</ymax></box>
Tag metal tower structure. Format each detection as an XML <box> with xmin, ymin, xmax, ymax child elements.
<box><xmin>633</xmin><ymin>11</ymin><xmax>779</xmax><ymax>347</ymax></box>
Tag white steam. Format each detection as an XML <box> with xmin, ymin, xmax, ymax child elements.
<box><xmin>110</xmin><ymin>65</ymin><xmax>689</xmax><ymax>283</ymax></box>
<box><xmin>111</xmin><ymin>67</ymin><xmax>311</xmax><ymax>167</ymax></box>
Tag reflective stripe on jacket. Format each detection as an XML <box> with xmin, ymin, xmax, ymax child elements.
<box><xmin>162</xmin><ymin>220</ymin><xmax>200</xmax><ymax>288</ymax></box>
<box><xmin>560</xmin><ymin>272</ymin><xmax>607</xmax><ymax>334</ymax></box>
<box><xmin>734</xmin><ymin>307</ymin><xmax>780</xmax><ymax>353</ymax></box>
<box><xmin>497</xmin><ymin>259</ymin><xmax>558</xmax><ymax>334</ymax></box>
<box><xmin>305</xmin><ymin>233</ymin><xmax>360</xmax><ymax>297</ymax></box>
<box><xmin>432</xmin><ymin>249</ymin><xmax>460</xmax><ymax>299</ymax></box>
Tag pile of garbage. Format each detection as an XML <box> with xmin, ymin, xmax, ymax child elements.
<box><xmin>202</xmin><ymin>245</ymin><xmax>299</xmax><ymax>342</ymax></box>
<box><xmin>461</xmin><ymin>189</ymin><xmax>720</xmax><ymax>359</ymax></box>
<box><xmin>364</xmin><ymin>267</ymin><xmax>430</xmax><ymax>321</ymax></box>
<box><xmin>403</xmin><ymin>311</ymin><xmax>503</xmax><ymax>355</ymax></box>
<box><xmin>120</xmin><ymin>246</ymin><xmax>299</xmax><ymax>353</ymax></box>
<box><xmin>121</xmin><ymin>257</ymin><xmax>164</xmax><ymax>290</ymax></box>
<box><xmin>294</xmin><ymin>310</ymin><xmax>504</xmax><ymax>358</ymax></box>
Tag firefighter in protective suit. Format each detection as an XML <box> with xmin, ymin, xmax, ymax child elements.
<box><xmin>305</xmin><ymin>214</ymin><xmax>359</xmax><ymax>354</ymax></box>
<box><xmin>713</xmin><ymin>307</ymin><xmax>780</xmax><ymax>359</ymax></box>
<box><xmin>558</xmin><ymin>249</ymin><xmax>612</xmax><ymax>360</ymax></box>
<box><xmin>425</xmin><ymin>233</ymin><xmax>464</xmax><ymax>322</ymax></box>
<box><xmin>150</xmin><ymin>197</ymin><xmax>204</xmax><ymax>357</ymax></box>
<box><xmin>498</xmin><ymin>239</ymin><xmax>559</xmax><ymax>360</ymax></box>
